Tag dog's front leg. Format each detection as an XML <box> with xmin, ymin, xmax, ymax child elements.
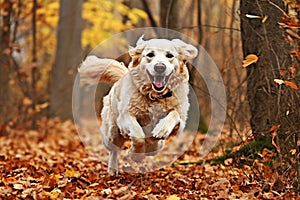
<box><xmin>108</xmin><ymin>151</ymin><xmax>118</xmax><ymax>175</ymax></box>
<box><xmin>152</xmin><ymin>110</ymin><xmax>181</xmax><ymax>139</ymax></box>
<box><xmin>118</xmin><ymin>115</ymin><xmax>145</xmax><ymax>162</ymax></box>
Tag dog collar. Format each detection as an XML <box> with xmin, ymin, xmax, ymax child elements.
<box><xmin>161</xmin><ymin>90</ymin><xmax>173</xmax><ymax>98</ymax></box>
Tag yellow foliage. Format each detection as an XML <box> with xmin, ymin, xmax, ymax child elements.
<box><xmin>82</xmin><ymin>0</ymin><xmax>147</xmax><ymax>47</ymax></box>
<box><xmin>13</xmin><ymin>0</ymin><xmax>146</xmax><ymax>91</ymax></box>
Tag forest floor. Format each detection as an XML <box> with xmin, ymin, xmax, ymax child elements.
<box><xmin>0</xmin><ymin>118</ymin><xmax>299</xmax><ymax>199</ymax></box>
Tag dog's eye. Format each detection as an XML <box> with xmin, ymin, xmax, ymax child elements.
<box><xmin>146</xmin><ymin>52</ymin><xmax>155</xmax><ymax>58</ymax></box>
<box><xmin>166</xmin><ymin>53</ymin><xmax>174</xmax><ymax>58</ymax></box>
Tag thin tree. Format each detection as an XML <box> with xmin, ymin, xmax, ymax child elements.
<box><xmin>0</xmin><ymin>0</ymin><xmax>12</xmax><ymax>129</ymax></box>
<box><xmin>240</xmin><ymin>0</ymin><xmax>300</xmax><ymax>190</ymax></box>
<box><xmin>50</xmin><ymin>0</ymin><xmax>84</xmax><ymax>120</ymax></box>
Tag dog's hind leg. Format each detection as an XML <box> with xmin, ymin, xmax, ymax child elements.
<box><xmin>129</xmin><ymin>137</ymin><xmax>145</xmax><ymax>162</ymax></box>
<box><xmin>101</xmin><ymin>122</ymin><xmax>124</xmax><ymax>175</ymax></box>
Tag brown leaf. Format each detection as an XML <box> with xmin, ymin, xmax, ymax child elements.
<box><xmin>290</xmin><ymin>50</ymin><xmax>300</xmax><ymax>59</ymax></box>
<box><xmin>270</xmin><ymin>125</ymin><xmax>280</xmax><ymax>153</ymax></box>
<box><xmin>286</xmin><ymin>29</ymin><xmax>300</xmax><ymax>40</ymax></box>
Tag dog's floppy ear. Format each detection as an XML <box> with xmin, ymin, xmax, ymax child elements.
<box><xmin>172</xmin><ymin>39</ymin><xmax>198</xmax><ymax>61</ymax></box>
<box><xmin>129</xmin><ymin>35</ymin><xmax>146</xmax><ymax>67</ymax></box>
<box><xmin>129</xmin><ymin>35</ymin><xmax>146</xmax><ymax>57</ymax></box>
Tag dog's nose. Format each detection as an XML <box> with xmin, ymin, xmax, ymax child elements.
<box><xmin>154</xmin><ymin>63</ymin><xmax>166</xmax><ymax>73</ymax></box>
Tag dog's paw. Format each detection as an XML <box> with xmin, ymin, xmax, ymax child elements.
<box><xmin>152</xmin><ymin>111</ymin><xmax>180</xmax><ymax>139</ymax></box>
<box><xmin>108</xmin><ymin>167</ymin><xmax>118</xmax><ymax>176</ymax></box>
<box><xmin>152</xmin><ymin>119</ymin><xmax>173</xmax><ymax>139</ymax></box>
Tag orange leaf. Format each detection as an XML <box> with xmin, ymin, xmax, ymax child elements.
<box><xmin>270</xmin><ymin>125</ymin><xmax>279</xmax><ymax>133</ymax></box>
<box><xmin>279</xmin><ymin>70</ymin><xmax>287</xmax><ymax>76</ymax></box>
<box><xmin>284</xmin><ymin>80</ymin><xmax>299</xmax><ymax>90</ymax></box>
<box><xmin>270</xmin><ymin>125</ymin><xmax>280</xmax><ymax>153</ymax></box>
<box><xmin>242</xmin><ymin>54</ymin><xmax>259</xmax><ymax>68</ymax></box>
<box><xmin>289</xmin><ymin>67</ymin><xmax>296</xmax><ymax>76</ymax></box>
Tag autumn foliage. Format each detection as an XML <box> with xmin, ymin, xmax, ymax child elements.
<box><xmin>1</xmin><ymin>0</ymin><xmax>300</xmax><ymax>198</ymax></box>
<box><xmin>0</xmin><ymin>119</ymin><xmax>298</xmax><ymax>199</ymax></box>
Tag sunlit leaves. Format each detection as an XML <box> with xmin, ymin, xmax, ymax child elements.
<box><xmin>82</xmin><ymin>0</ymin><xmax>146</xmax><ymax>47</ymax></box>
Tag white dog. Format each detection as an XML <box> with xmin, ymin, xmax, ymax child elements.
<box><xmin>79</xmin><ymin>36</ymin><xmax>198</xmax><ymax>175</ymax></box>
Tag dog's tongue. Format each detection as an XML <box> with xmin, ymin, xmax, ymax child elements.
<box><xmin>154</xmin><ymin>76</ymin><xmax>165</xmax><ymax>88</ymax></box>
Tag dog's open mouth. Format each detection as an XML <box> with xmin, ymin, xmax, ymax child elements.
<box><xmin>147</xmin><ymin>70</ymin><xmax>172</xmax><ymax>92</ymax></box>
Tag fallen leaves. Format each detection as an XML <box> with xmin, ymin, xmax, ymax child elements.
<box><xmin>0</xmin><ymin>119</ymin><xmax>298</xmax><ymax>199</ymax></box>
<box><xmin>242</xmin><ymin>54</ymin><xmax>259</xmax><ymax>68</ymax></box>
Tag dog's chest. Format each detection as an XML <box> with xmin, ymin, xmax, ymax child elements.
<box><xmin>128</xmin><ymin>90</ymin><xmax>179</xmax><ymax>136</ymax></box>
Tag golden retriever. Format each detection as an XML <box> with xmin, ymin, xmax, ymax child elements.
<box><xmin>79</xmin><ymin>36</ymin><xmax>198</xmax><ymax>175</ymax></box>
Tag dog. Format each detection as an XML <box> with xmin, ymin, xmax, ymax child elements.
<box><xmin>79</xmin><ymin>36</ymin><xmax>198</xmax><ymax>175</ymax></box>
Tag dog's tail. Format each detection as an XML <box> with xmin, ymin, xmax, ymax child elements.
<box><xmin>78</xmin><ymin>55</ymin><xmax>128</xmax><ymax>85</ymax></box>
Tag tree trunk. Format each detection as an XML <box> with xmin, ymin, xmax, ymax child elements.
<box><xmin>240</xmin><ymin>0</ymin><xmax>300</xmax><ymax>138</ymax></box>
<box><xmin>240</xmin><ymin>0</ymin><xmax>300</xmax><ymax>190</ymax></box>
<box><xmin>0</xmin><ymin>0</ymin><xmax>12</xmax><ymax>127</ymax></box>
<box><xmin>50</xmin><ymin>0</ymin><xmax>83</xmax><ymax>120</ymax></box>
<box><xmin>160</xmin><ymin>0</ymin><xmax>179</xmax><ymax>30</ymax></box>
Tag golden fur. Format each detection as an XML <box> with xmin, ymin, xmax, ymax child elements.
<box><xmin>79</xmin><ymin>36</ymin><xmax>198</xmax><ymax>175</ymax></box>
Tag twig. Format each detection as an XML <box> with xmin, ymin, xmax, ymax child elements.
<box><xmin>267</xmin><ymin>0</ymin><xmax>289</xmax><ymax>17</ymax></box>
<box><xmin>165</xmin><ymin>0</ymin><xmax>174</xmax><ymax>29</ymax></box>
<box><xmin>12</xmin><ymin>0</ymin><xmax>22</xmax><ymax>43</ymax></box>
<box><xmin>197</xmin><ymin>0</ymin><xmax>203</xmax><ymax>44</ymax></box>
<box><xmin>179</xmin><ymin>24</ymin><xmax>240</xmax><ymax>32</ymax></box>
<box><xmin>31</xmin><ymin>0</ymin><xmax>38</xmax><ymax>129</ymax></box>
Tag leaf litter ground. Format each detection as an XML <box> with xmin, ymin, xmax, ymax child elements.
<box><xmin>0</xmin><ymin>118</ymin><xmax>298</xmax><ymax>199</ymax></box>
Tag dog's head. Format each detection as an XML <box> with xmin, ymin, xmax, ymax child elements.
<box><xmin>129</xmin><ymin>36</ymin><xmax>198</xmax><ymax>94</ymax></box>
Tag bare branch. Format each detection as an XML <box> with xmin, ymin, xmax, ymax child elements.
<box><xmin>179</xmin><ymin>24</ymin><xmax>240</xmax><ymax>32</ymax></box>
